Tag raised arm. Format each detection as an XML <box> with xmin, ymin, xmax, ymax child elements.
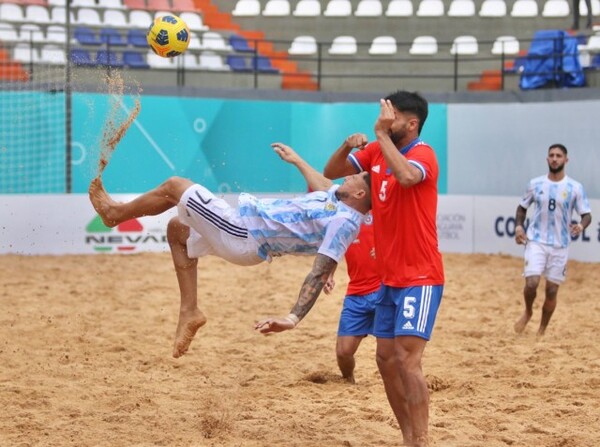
<box><xmin>323</xmin><ymin>133</ymin><xmax>367</xmax><ymax>180</ymax></box>
<box><xmin>254</xmin><ymin>254</ymin><xmax>337</xmax><ymax>334</ymax></box>
<box><xmin>271</xmin><ymin>142</ymin><xmax>332</xmax><ymax>192</ymax></box>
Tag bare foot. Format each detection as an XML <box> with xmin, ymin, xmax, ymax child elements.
<box><xmin>172</xmin><ymin>309</ymin><xmax>207</xmax><ymax>358</ymax></box>
<box><xmin>88</xmin><ymin>177</ymin><xmax>119</xmax><ymax>227</ymax></box>
<box><xmin>514</xmin><ymin>312</ymin><xmax>532</xmax><ymax>333</ymax></box>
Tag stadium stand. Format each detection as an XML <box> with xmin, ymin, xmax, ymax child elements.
<box><xmin>293</xmin><ymin>0</ymin><xmax>321</xmax><ymax>16</ymax></box>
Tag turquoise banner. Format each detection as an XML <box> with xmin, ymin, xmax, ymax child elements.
<box><xmin>2</xmin><ymin>92</ymin><xmax>448</xmax><ymax>194</ymax></box>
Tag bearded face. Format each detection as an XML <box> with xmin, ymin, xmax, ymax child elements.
<box><xmin>547</xmin><ymin>148</ymin><xmax>567</xmax><ymax>174</ymax></box>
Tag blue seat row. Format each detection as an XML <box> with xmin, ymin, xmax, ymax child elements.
<box><xmin>74</xmin><ymin>26</ymin><xmax>147</xmax><ymax>47</ymax></box>
<box><xmin>71</xmin><ymin>49</ymin><xmax>150</xmax><ymax>68</ymax></box>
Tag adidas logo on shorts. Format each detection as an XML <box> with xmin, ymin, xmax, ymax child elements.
<box><xmin>402</xmin><ymin>321</ymin><xmax>414</xmax><ymax>330</ymax></box>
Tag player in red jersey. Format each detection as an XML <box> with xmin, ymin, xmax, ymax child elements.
<box><xmin>324</xmin><ymin>92</ymin><xmax>444</xmax><ymax>447</ymax></box>
<box><xmin>324</xmin><ymin>213</ymin><xmax>380</xmax><ymax>384</ymax></box>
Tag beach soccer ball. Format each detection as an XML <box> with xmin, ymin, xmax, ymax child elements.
<box><xmin>147</xmin><ymin>14</ymin><xmax>190</xmax><ymax>58</ymax></box>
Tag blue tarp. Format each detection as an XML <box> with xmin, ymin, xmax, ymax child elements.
<box><xmin>520</xmin><ymin>30</ymin><xmax>585</xmax><ymax>90</ymax></box>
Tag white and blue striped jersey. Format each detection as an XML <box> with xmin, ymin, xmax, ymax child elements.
<box><xmin>519</xmin><ymin>175</ymin><xmax>591</xmax><ymax>248</ymax></box>
<box><xmin>238</xmin><ymin>185</ymin><xmax>365</xmax><ymax>263</ymax></box>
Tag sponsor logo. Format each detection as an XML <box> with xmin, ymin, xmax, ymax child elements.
<box><xmin>85</xmin><ymin>215</ymin><xmax>167</xmax><ymax>253</ymax></box>
<box><xmin>372</xmin><ymin>165</ymin><xmax>380</xmax><ymax>173</ymax></box>
<box><xmin>402</xmin><ymin>321</ymin><xmax>414</xmax><ymax>330</ymax></box>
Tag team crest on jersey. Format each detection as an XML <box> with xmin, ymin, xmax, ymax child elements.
<box><xmin>364</xmin><ymin>213</ymin><xmax>373</xmax><ymax>225</ymax></box>
<box><xmin>325</xmin><ymin>202</ymin><xmax>337</xmax><ymax>211</ymax></box>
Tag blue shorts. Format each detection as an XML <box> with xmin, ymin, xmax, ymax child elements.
<box><xmin>337</xmin><ymin>291</ymin><xmax>380</xmax><ymax>337</ymax></box>
<box><xmin>373</xmin><ymin>285</ymin><xmax>443</xmax><ymax>340</ymax></box>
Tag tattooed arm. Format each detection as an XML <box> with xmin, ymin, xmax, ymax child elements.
<box><xmin>254</xmin><ymin>254</ymin><xmax>337</xmax><ymax>334</ymax></box>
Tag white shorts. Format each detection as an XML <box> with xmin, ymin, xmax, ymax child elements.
<box><xmin>177</xmin><ymin>184</ymin><xmax>263</xmax><ymax>266</ymax></box>
<box><xmin>523</xmin><ymin>241</ymin><xmax>568</xmax><ymax>284</ymax></box>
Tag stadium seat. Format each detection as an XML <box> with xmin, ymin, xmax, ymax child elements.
<box><xmin>13</xmin><ymin>43</ymin><xmax>39</xmax><ymax>63</ymax></box>
<box><xmin>355</xmin><ymin>0</ymin><xmax>383</xmax><ymax>16</ymax></box>
<box><xmin>98</xmin><ymin>0</ymin><xmax>125</xmax><ymax>9</ymax></box>
<box><xmin>18</xmin><ymin>24</ymin><xmax>44</xmax><ymax>43</ymax></box>
<box><xmin>368</xmin><ymin>36</ymin><xmax>397</xmax><ymax>54</ymax></box>
<box><xmin>479</xmin><ymin>0</ymin><xmax>506</xmax><ymax>16</ymax></box>
<box><xmin>202</xmin><ymin>31</ymin><xmax>232</xmax><ymax>51</ymax></box>
<box><xmin>416</xmin><ymin>0</ymin><xmax>444</xmax><ymax>16</ymax></box>
<box><xmin>127</xmin><ymin>29</ymin><xmax>148</xmax><ymax>47</ymax></box>
<box><xmin>100</xmin><ymin>28</ymin><xmax>127</xmax><ymax>46</ymax></box>
<box><xmin>179</xmin><ymin>12</ymin><xmax>208</xmax><ymax>31</ymax></box>
<box><xmin>76</xmin><ymin>8</ymin><xmax>103</xmax><ymax>26</ymax></box>
<box><xmin>147</xmin><ymin>0</ymin><xmax>171</xmax><ymax>11</ymax></box>
<box><xmin>386</xmin><ymin>0</ymin><xmax>413</xmax><ymax>16</ymax></box>
<box><xmin>229</xmin><ymin>34</ymin><xmax>254</xmax><ymax>52</ymax></box>
<box><xmin>171</xmin><ymin>0</ymin><xmax>197</xmax><ymax>12</ymax></box>
<box><xmin>409</xmin><ymin>35</ymin><xmax>438</xmax><ymax>55</ymax></box>
<box><xmin>75</xmin><ymin>27</ymin><xmax>102</xmax><ymax>45</ymax></box>
<box><xmin>96</xmin><ymin>50</ymin><xmax>124</xmax><ymax>67</ymax></box>
<box><xmin>147</xmin><ymin>52</ymin><xmax>175</xmax><ymax>68</ymax></box>
<box><xmin>187</xmin><ymin>32</ymin><xmax>202</xmax><ymax>50</ymax></box>
<box><xmin>0</xmin><ymin>23</ymin><xmax>19</xmax><ymax>42</ymax></box>
<box><xmin>510</xmin><ymin>0</ymin><xmax>538</xmax><ymax>17</ymax></box>
<box><xmin>288</xmin><ymin>35</ymin><xmax>318</xmax><ymax>55</ymax></box>
<box><xmin>447</xmin><ymin>0</ymin><xmax>476</xmax><ymax>16</ymax></box>
<box><xmin>72</xmin><ymin>0</ymin><xmax>97</xmax><ymax>7</ymax></box>
<box><xmin>254</xmin><ymin>55</ymin><xmax>279</xmax><ymax>72</ymax></box>
<box><xmin>579</xmin><ymin>0</ymin><xmax>600</xmax><ymax>15</ymax></box>
<box><xmin>324</xmin><ymin>0</ymin><xmax>352</xmax><ymax>16</ymax></box>
<box><xmin>328</xmin><ymin>35</ymin><xmax>357</xmax><ymax>54</ymax></box>
<box><xmin>293</xmin><ymin>0</ymin><xmax>321</xmax><ymax>16</ymax></box>
<box><xmin>199</xmin><ymin>51</ymin><xmax>230</xmax><ymax>70</ymax></box>
<box><xmin>232</xmin><ymin>0</ymin><xmax>261</xmax><ymax>16</ymax></box>
<box><xmin>491</xmin><ymin>35</ymin><xmax>520</xmax><ymax>54</ymax></box>
<box><xmin>263</xmin><ymin>0</ymin><xmax>291</xmax><ymax>16</ymax></box>
<box><xmin>103</xmin><ymin>9</ymin><xmax>128</xmax><ymax>28</ymax></box>
<box><xmin>451</xmin><ymin>35</ymin><xmax>478</xmax><ymax>54</ymax></box>
<box><xmin>182</xmin><ymin>53</ymin><xmax>202</xmax><ymax>69</ymax></box>
<box><xmin>590</xmin><ymin>53</ymin><xmax>600</xmax><ymax>69</ymax></box>
<box><xmin>128</xmin><ymin>9</ymin><xmax>153</xmax><ymax>28</ymax></box>
<box><xmin>47</xmin><ymin>0</ymin><xmax>65</xmax><ymax>6</ymax></box>
<box><xmin>45</xmin><ymin>25</ymin><xmax>66</xmax><ymax>44</ymax></box>
<box><xmin>25</xmin><ymin>5</ymin><xmax>51</xmax><ymax>24</ymax></box>
<box><xmin>50</xmin><ymin>6</ymin><xmax>76</xmax><ymax>24</ymax></box>
<box><xmin>0</xmin><ymin>4</ymin><xmax>26</xmax><ymax>22</ymax></box>
<box><xmin>40</xmin><ymin>44</ymin><xmax>66</xmax><ymax>64</ymax></box>
<box><xmin>123</xmin><ymin>50</ymin><xmax>150</xmax><ymax>68</ymax></box>
<box><xmin>226</xmin><ymin>54</ymin><xmax>253</xmax><ymax>71</ymax></box>
<box><xmin>71</xmin><ymin>49</ymin><xmax>96</xmax><ymax>66</ymax></box>
<box><xmin>542</xmin><ymin>0</ymin><xmax>570</xmax><ymax>17</ymax></box>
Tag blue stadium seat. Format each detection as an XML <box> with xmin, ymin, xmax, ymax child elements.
<box><xmin>589</xmin><ymin>53</ymin><xmax>600</xmax><ymax>69</ymax></box>
<box><xmin>74</xmin><ymin>26</ymin><xmax>102</xmax><ymax>45</ymax></box>
<box><xmin>229</xmin><ymin>35</ymin><xmax>254</xmax><ymax>53</ymax></box>
<box><xmin>127</xmin><ymin>29</ymin><xmax>148</xmax><ymax>47</ymax></box>
<box><xmin>123</xmin><ymin>51</ymin><xmax>150</xmax><ymax>68</ymax></box>
<box><xmin>70</xmin><ymin>49</ymin><xmax>96</xmax><ymax>66</ymax></box>
<box><xmin>226</xmin><ymin>54</ymin><xmax>253</xmax><ymax>71</ymax></box>
<box><xmin>100</xmin><ymin>28</ymin><xmax>127</xmax><ymax>46</ymax></box>
<box><xmin>96</xmin><ymin>50</ymin><xmax>124</xmax><ymax>67</ymax></box>
<box><xmin>253</xmin><ymin>56</ymin><xmax>279</xmax><ymax>73</ymax></box>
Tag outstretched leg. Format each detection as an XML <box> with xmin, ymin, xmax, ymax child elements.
<box><xmin>514</xmin><ymin>275</ymin><xmax>540</xmax><ymax>333</ymax></box>
<box><xmin>89</xmin><ymin>176</ymin><xmax>193</xmax><ymax>227</ymax></box>
<box><xmin>167</xmin><ymin>216</ymin><xmax>207</xmax><ymax>358</ymax></box>
<box><xmin>537</xmin><ymin>281</ymin><xmax>559</xmax><ymax>336</ymax></box>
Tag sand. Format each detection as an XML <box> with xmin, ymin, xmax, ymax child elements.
<box><xmin>1</xmin><ymin>252</ymin><xmax>599</xmax><ymax>447</ymax></box>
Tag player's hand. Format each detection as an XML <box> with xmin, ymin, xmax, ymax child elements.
<box><xmin>323</xmin><ymin>276</ymin><xmax>336</xmax><ymax>295</ymax></box>
<box><xmin>345</xmin><ymin>133</ymin><xmax>368</xmax><ymax>150</ymax></box>
<box><xmin>374</xmin><ymin>99</ymin><xmax>395</xmax><ymax>135</ymax></box>
<box><xmin>515</xmin><ymin>225</ymin><xmax>527</xmax><ymax>245</ymax></box>
<box><xmin>272</xmin><ymin>142</ymin><xmax>300</xmax><ymax>165</ymax></box>
<box><xmin>254</xmin><ymin>317</ymin><xmax>296</xmax><ymax>334</ymax></box>
<box><xmin>570</xmin><ymin>223</ymin><xmax>584</xmax><ymax>237</ymax></box>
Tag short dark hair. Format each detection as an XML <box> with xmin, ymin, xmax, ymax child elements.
<box><xmin>385</xmin><ymin>91</ymin><xmax>429</xmax><ymax>134</ymax></box>
<box><xmin>549</xmin><ymin>143</ymin><xmax>567</xmax><ymax>155</ymax></box>
<box><xmin>362</xmin><ymin>173</ymin><xmax>371</xmax><ymax>191</ymax></box>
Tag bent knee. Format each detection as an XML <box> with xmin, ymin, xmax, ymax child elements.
<box><xmin>167</xmin><ymin>216</ymin><xmax>190</xmax><ymax>245</ymax></box>
<box><xmin>163</xmin><ymin>176</ymin><xmax>193</xmax><ymax>199</ymax></box>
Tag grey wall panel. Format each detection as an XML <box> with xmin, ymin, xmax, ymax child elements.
<box><xmin>448</xmin><ymin>100</ymin><xmax>600</xmax><ymax>198</ymax></box>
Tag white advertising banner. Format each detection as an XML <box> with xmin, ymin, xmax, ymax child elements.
<box><xmin>1</xmin><ymin>195</ymin><xmax>598</xmax><ymax>262</ymax></box>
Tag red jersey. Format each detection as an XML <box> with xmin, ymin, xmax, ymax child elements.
<box><xmin>344</xmin><ymin>215</ymin><xmax>380</xmax><ymax>296</ymax></box>
<box><xmin>349</xmin><ymin>139</ymin><xmax>444</xmax><ymax>287</ymax></box>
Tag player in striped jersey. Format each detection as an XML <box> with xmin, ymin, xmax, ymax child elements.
<box><xmin>89</xmin><ymin>148</ymin><xmax>371</xmax><ymax>358</ymax></box>
<box><xmin>514</xmin><ymin>143</ymin><xmax>592</xmax><ymax>336</ymax></box>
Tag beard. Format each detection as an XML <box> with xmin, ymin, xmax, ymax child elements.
<box><xmin>548</xmin><ymin>163</ymin><xmax>565</xmax><ymax>174</ymax></box>
<box><xmin>389</xmin><ymin>129</ymin><xmax>404</xmax><ymax>145</ymax></box>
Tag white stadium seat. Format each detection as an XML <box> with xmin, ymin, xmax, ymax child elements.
<box><xmin>491</xmin><ymin>35</ymin><xmax>520</xmax><ymax>54</ymax></box>
<box><xmin>262</xmin><ymin>0</ymin><xmax>291</xmax><ymax>16</ymax></box>
<box><xmin>328</xmin><ymin>35</ymin><xmax>357</xmax><ymax>54</ymax></box>
<box><xmin>324</xmin><ymin>0</ymin><xmax>352</xmax><ymax>16</ymax></box>
<box><xmin>409</xmin><ymin>35</ymin><xmax>438</xmax><ymax>55</ymax></box>
<box><xmin>355</xmin><ymin>0</ymin><xmax>383</xmax><ymax>16</ymax></box>
<box><xmin>368</xmin><ymin>36</ymin><xmax>397</xmax><ymax>54</ymax></box>
<box><xmin>232</xmin><ymin>0</ymin><xmax>261</xmax><ymax>16</ymax></box>
<box><xmin>542</xmin><ymin>0</ymin><xmax>570</xmax><ymax>17</ymax></box>
<box><xmin>479</xmin><ymin>0</ymin><xmax>507</xmax><ymax>16</ymax></box>
<box><xmin>288</xmin><ymin>35</ymin><xmax>318</xmax><ymax>55</ymax></box>
<box><xmin>511</xmin><ymin>0</ymin><xmax>538</xmax><ymax>17</ymax></box>
<box><xmin>416</xmin><ymin>0</ymin><xmax>444</xmax><ymax>16</ymax></box>
<box><xmin>451</xmin><ymin>35</ymin><xmax>479</xmax><ymax>54</ymax></box>
<box><xmin>293</xmin><ymin>0</ymin><xmax>321</xmax><ymax>16</ymax></box>
<box><xmin>386</xmin><ymin>0</ymin><xmax>413</xmax><ymax>16</ymax></box>
<box><xmin>448</xmin><ymin>0</ymin><xmax>476</xmax><ymax>16</ymax></box>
